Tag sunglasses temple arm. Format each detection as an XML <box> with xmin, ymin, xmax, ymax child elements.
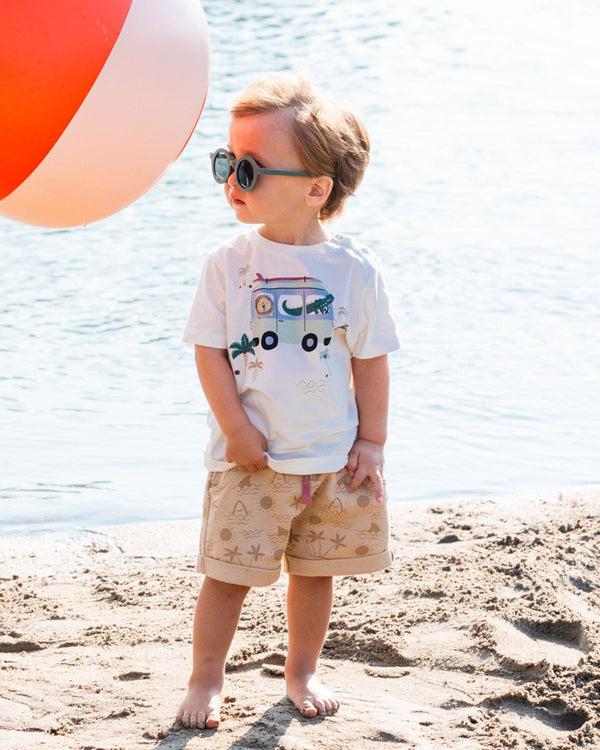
<box><xmin>259</xmin><ymin>168</ymin><xmax>312</xmax><ymax>177</ymax></box>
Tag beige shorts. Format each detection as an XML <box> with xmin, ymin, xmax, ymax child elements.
<box><xmin>197</xmin><ymin>466</ymin><xmax>392</xmax><ymax>587</ymax></box>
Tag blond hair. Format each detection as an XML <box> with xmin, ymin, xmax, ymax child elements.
<box><xmin>230</xmin><ymin>73</ymin><xmax>370</xmax><ymax>221</ymax></box>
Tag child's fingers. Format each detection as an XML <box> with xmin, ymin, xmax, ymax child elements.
<box><xmin>235</xmin><ymin>450</ymin><xmax>267</xmax><ymax>473</ymax></box>
<box><xmin>347</xmin><ymin>464</ymin><xmax>368</xmax><ymax>491</ymax></box>
<box><xmin>347</xmin><ymin>476</ymin><xmax>361</xmax><ymax>492</ymax></box>
<box><xmin>350</xmin><ymin>470</ymin><xmax>384</xmax><ymax>499</ymax></box>
<box><xmin>254</xmin><ymin>452</ymin><xmax>268</xmax><ymax>471</ymax></box>
<box><xmin>373</xmin><ymin>472</ymin><xmax>384</xmax><ymax>503</ymax></box>
<box><xmin>247</xmin><ymin>453</ymin><xmax>268</xmax><ymax>472</ymax></box>
<box><xmin>346</xmin><ymin>447</ymin><xmax>359</xmax><ymax>478</ymax></box>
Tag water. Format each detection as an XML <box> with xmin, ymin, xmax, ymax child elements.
<box><xmin>1</xmin><ymin>0</ymin><xmax>599</xmax><ymax>534</ymax></box>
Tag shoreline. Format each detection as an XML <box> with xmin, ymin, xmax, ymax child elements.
<box><xmin>1</xmin><ymin>485</ymin><xmax>600</xmax><ymax>749</ymax></box>
<box><xmin>6</xmin><ymin>480</ymin><xmax>600</xmax><ymax>542</ymax></box>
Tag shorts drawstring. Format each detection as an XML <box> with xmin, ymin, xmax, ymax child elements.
<box><xmin>301</xmin><ymin>474</ymin><xmax>312</xmax><ymax>505</ymax></box>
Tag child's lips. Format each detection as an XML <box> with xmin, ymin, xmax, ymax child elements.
<box><xmin>227</xmin><ymin>186</ymin><xmax>246</xmax><ymax>207</ymax></box>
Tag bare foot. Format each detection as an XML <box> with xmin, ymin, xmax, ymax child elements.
<box><xmin>176</xmin><ymin>683</ymin><xmax>221</xmax><ymax>729</ymax></box>
<box><xmin>286</xmin><ymin>673</ymin><xmax>340</xmax><ymax>718</ymax></box>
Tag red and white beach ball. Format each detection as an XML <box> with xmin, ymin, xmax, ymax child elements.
<box><xmin>0</xmin><ymin>0</ymin><xmax>210</xmax><ymax>228</ymax></box>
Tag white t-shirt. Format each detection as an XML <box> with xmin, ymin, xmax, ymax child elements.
<box><xmin>183</xmin><ymin>228</ymin><xmax>400</xmax><ymax>474</ymax></box>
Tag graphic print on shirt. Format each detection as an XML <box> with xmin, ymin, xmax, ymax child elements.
<box><xmin>229</xmin><ymin>332</ymin><xmax>262</xmax><ymax>380</ymax></box>
<box><xmin>249</xmin><ymin>273</ymin><xmax>335</xmax><ymax>354</ymax></box>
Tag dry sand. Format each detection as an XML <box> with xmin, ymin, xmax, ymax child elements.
<box><xmin>1</xmin><ymin>486</ymin><xmax>600</xmax><ymax>750</ymax></box>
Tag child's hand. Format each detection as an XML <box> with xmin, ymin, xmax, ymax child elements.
<box><xmin>225</xmin><ymin>423</ymin><xmax>268</xmax><ymax>473</ymax></box>
<box><xmin>346</xmin><ymin>439</ymin><xmax>385</xmax><ymax>502</ymax></box>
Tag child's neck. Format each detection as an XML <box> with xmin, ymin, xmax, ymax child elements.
<box><xmin>258</xmin><ymin>219</ymin><xmax>329</xmax><ymax>247</ymax></box>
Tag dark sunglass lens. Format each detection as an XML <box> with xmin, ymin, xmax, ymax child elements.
<box><xmin>213</xmin><ymin>152</ymin><xmax>231</xmax><ymax>182</ymax></box>
<box><xmin>236</xmin><ymin>158</ymin><xmax>255</xmax><ymax>190</ymax></box>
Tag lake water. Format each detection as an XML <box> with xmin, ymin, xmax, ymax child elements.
<box><xmin>1</xmin><ymin>0</ymin><xmax>599</xmax><ymax>534</ymax></box>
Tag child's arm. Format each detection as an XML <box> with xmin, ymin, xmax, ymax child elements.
<box><xmin>347</xmin><ymin>354</ymin><xmax>390</xmax><ymax>501</ymax></box>
<box><xmin>194</xmin><ymin>345</ymin><xmax>268</xmax><ymax>473</ymax></box>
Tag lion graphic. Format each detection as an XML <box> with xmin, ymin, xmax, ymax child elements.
<box><xmin>254</xmin><ymin>293</ymin><xmax>275</xmax><ymax>318</ymax></box>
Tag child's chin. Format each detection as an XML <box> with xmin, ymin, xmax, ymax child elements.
<box><xmin>233</xmin><ymin>208</ymin><xmax>256</xmax><ymax>224</ymax></box>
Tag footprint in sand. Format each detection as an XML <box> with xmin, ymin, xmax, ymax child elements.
<box><xmin>483</xmin><ymin>694</ymin><xmax>589</xmax><ymax>736</ymax></box>
<box><xmin>480</xmin><ymin>619</ymin><xmax>592</xmax><ymax>739</ymax></box>
<box><xmin>486</xmin><ymin>617</ymin><xmax>589</xmax><ymax>674</ymax></box>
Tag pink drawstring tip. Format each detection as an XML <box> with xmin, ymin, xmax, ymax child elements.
<box><xmin>302</xmin><ymin>475</ymin><xmax>312</xmax><ymax>505</ymax></box>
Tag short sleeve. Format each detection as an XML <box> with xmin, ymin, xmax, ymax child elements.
<box><xmin>182</xmin><ymin>253</ymin><xmax>228</xmax><ymax>348</ymax></box>
<box><xmin>345</xmin><ymin>256</ymin><xmax>400</xmax><ymax>359</ymax></box>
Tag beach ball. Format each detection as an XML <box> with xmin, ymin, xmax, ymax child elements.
<box><xmin>0</xmin><ymin>0</ymin><xmax>210</xmax><ymax>228</ymax></box>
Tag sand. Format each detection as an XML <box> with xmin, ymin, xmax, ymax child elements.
<box><xmin>1</xmin><ymin>485</ymin><xmax>600</xmax><ymax>750</ymax></box>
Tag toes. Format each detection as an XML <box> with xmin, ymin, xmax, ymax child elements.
<box><xmin>190</xmin><ymin>713</ymin><xmax>204</xmax><ymax>729</ymax></box>
<box><xmin>177</xmin><ymin>709</ymin><xmax>210</xmax><ymax>729</ymax></box>
<box><xmin>300</xmin><ymin>700</ymin><xmax>318</xmax><ymax>718</ymax></box>
<box><xmin>190</xmin><ymin>711</ymin><xmax>205</xmax><ymax>729</ymax></box>
<box><xmin>299</xmin><ymin>696</ymin><xmax>339</xmax><ymax>717</ymax></box>
<box><xmin>194</xmin><ymin>710</ymin><xmax>221</xmax><ymax>729</ymax></box>
<box><xmin>175</xmin><ymin>690</ymin><xmax>221</xmax><ymax>730</ymax></box>
<box><xmin>205</xmin><ymin>710</ymin><xmax>220</xmax><ymax>729</ymax></box>
<box><xmin>317</xmin><ymin>697</ymin><xmax>338</xmax><ymax>715</ymax></box>
<box><xmin>287</xmin><ymin>678</ymin><xmax>340</xmax><ymax>719</ymax></box>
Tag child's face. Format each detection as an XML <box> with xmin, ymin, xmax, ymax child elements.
<box><xmin>225</xmin><ymin>111</ymin><xmax>313</xmax><ymax>232</ymax></box>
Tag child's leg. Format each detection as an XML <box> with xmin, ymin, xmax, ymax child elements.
<box><xmin>285</xmin><ymin>574</ymin><xmax>340</xmax><ymax>717</ymax></box>
<box><xmin>176</xmin><ymin>576</ymin><xmax>250</xmax><ymax>729</ymax></box>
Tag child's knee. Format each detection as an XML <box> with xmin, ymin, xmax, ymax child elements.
<box><xmin>204</xmin><ymin>576</ymin><xmax>251</xmax><ymax>598</ymax></box>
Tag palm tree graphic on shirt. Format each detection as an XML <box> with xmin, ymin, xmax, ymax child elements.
<box><xmin>229</xmin><ymin>333</ymin><xmax>259</xmax><ymax>376</ymax></box>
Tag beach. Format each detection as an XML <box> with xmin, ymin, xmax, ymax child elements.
<box><xmin>1</xmin><ymin>486</ymin><xmax>600</xmax><ymax>750</ymax></box>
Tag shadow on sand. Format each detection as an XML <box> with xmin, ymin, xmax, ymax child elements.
<box><xmin>152</xmin><ymin>698</ymin><xmax>327</xmax><ymax>749</ymax></box>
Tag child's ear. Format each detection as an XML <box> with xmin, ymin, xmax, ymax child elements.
<box><xmin>306</xmin><ymin>176</ymin><xmax>333</xmax><ymax>208</ymax></box>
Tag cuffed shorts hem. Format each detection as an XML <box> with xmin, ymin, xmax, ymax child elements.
<box><xmin>198</xmin><ymin>548</ymin><xmax>393</xmax><ymax>587</ymax></box>
<box><xmin>283</xmin><ymin>549</ymin><xmax>393</xmax><ymax>577</ymax></box>
<box><xmin>198</xmin><ymin>555</ymin><xmax>281</xmax><ymax>587</ymax></box>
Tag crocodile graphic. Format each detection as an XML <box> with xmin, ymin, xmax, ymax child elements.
<box><xmin>282</xmin><ymin>294</ymin><xmax>334</xmax><ymax>317</ymax></box>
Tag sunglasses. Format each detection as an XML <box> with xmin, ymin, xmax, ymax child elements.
<box><xmin>210</xmin><ymin>148</ymin><xmax>311</xmax><ymax>192</ymax></box>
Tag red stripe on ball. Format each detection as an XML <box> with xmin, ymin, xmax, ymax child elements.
<box><xmin>0</xmin><ymin>0</ymin><xmax>133</xmax><ymax>199</ymax></box>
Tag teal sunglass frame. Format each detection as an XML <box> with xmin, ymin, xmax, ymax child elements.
<box><xmin>210</xmin><ymin>148</ymin><xmax>311</xmax><ymax>192</ymax></box>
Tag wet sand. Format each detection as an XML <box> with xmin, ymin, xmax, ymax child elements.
<box><xmin>1</xmin><ymin>486</ymin><xmax>599</xmax><ymax>749</ymax></box>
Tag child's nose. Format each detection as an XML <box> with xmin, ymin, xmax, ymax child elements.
<box><xmin>227</xmin><ymin>169</ymin><xmax>237</xmax><ymax>188</ymax></box>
